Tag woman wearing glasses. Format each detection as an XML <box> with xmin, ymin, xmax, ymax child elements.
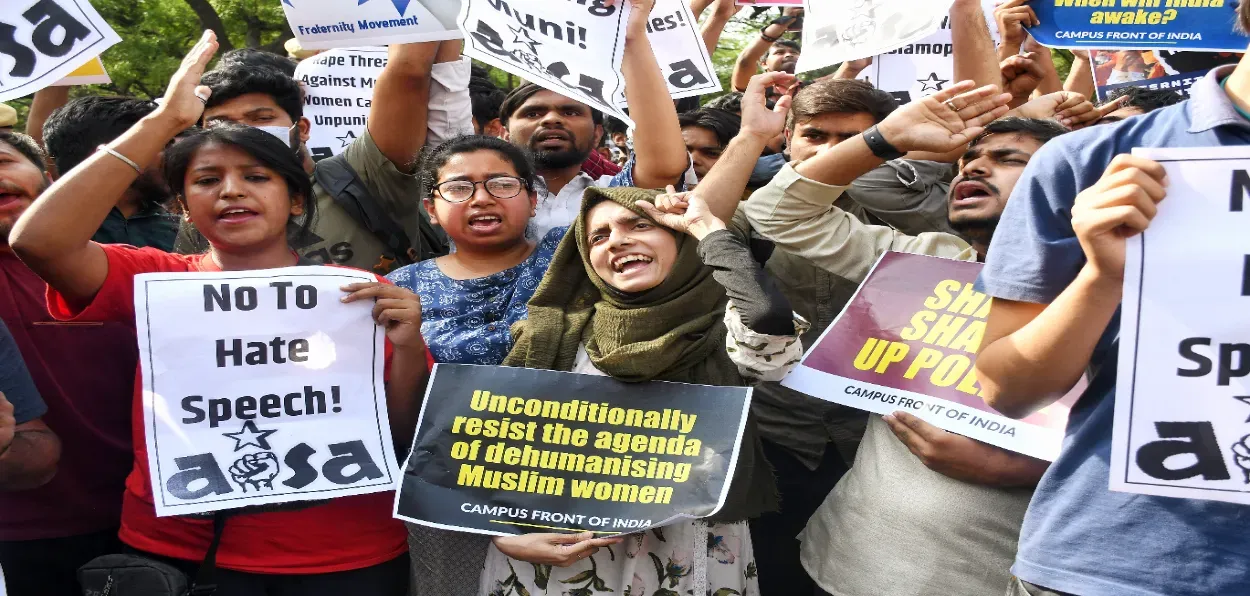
<box><xmin>387</xmin><ymin>135</ymin><xmax>577</xmax><ymax>595</ymax></box>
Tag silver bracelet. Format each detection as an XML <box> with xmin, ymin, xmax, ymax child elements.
<box><xmin>97</xmin><ymin>144</ymin><xmax>142</xmax><ymax>174</ymax></box>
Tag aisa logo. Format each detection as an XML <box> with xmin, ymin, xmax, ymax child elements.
<box><xmin>284</xmin><ymin>0</ymin><xmax>412</xmax><ymax>15</ymax></box>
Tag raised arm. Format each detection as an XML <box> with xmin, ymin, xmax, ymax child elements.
<box><xmin>696</xmin><ymin>71</ymin><xmax>796</xmax><ymax>223</ymax></box>
<box><xmin>1064</xmin><ymin>50</ymin><xmax>1096</xmax><ymax>98</ymax></box>
<box><xmin>732</xmin><ymin>8</ymin><xmax>799</xmax><ymax>91</ymax></box>
<box><xmin>976</xmin><ymin>155</ymin><xmax>1166</xmax><ymax>417</ymax></box>
<box><xmin>700</xmin><ymin>0</ymin><xmax>742</xmax><ymax>55</ymax></box>
<box><xmin>1023</xmin><ymin>38</ymin><xmax>1063</xmax><ymax>97</ymax></box>
<box><xmin>10</xmin><ymin>32</ymin><xmax>217</xmax><ymax>305</ymax></box>
<box><xmin>616</xmin><ymin>0</ymin><xmax>689</xmax><ymax>189</ymax></box>
<box><xmin>366</xmin><ymin>41</ymin><xmax>439</xmax><ymax>173</ymax></box>
<box><xmin>994</xmin><ymin>0</ymin><xmax>1037</xmax><ymax>63</ymax></box>
<box><xmin>25</xmin><ymin>86</ymin><xmax>70</xmax><ymax>149</ymax></box>
<box><xmin>953</xmin><ymin>0</ymin><xmax>1004</xmax><ymax>90</ymax></box>
<box><xmin>794</xmin><ymin>81</ymin><xmax>1011</xmax><ymax>187</ymax></box>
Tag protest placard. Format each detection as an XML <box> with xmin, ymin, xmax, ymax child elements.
<box><xmin>612</xmin><ymin>0</ymin><xmax>722</xmax><ymax>106</ymax></box>
<box><xmin>795</xmin><ymin>0</ymin><xmax>955</xmax><ymax>74</ymax></box>
<box><xmin>459</xmin><ymin>0</ymin><xmax>631</xmax><ymax>123</ymax></box>
<box><xmin>1029</xmin><ymin>0</ymin><xmax>1247</xmax><ymax>52</ymax></box>
<box><xmin>0</xmin><ymin>0</ymin><xmax>121</xmax><ymax>102</ymax></box>
<box><xmin>280</xmin><ymin>0</ymin><xmax>462</xmax><ymax>51</ymax></box>
<box><xmin>293</xmin><ymin>47</ymin><xmax>387</xmax><ymax>162</ymax></box>
<box><xmin>52</xmin><ymin>56</ymin><xmax>109</xmax><ymax>86</ymax></box>
<box><xmin>1112</xmin><ymin>146</ymin><xmax>1250</xmax><ymax>506</ymax></box>
<box><xmin>860</xmin><ymin>4</ymin><xmax>998</xmax><ymax>105</ymax></box>
<box><xmin>781</xmin><ymin>252</ymin><xmax>1076</xmax><ymax>461</ymax></box>
<box><xmin>134</xmin><ymin>267</ymin><xmax>399</xmax><ymax>517</ymax></box>
<box><xmin>1090</xmin><ymin>49</ymin><xmax>1240</xmax><ymax>101</ymax></box>
<box><xmin>394</xmin><ymin>364</ymin><xmax>752</xmax><ymax>536</ymax></box>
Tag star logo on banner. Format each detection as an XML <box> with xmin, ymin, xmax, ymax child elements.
<box><xmin>358</xmin><ymin>0</ymin><xmax>411</xmax><ymax>16</ymax></box>
<box><xmin>223</xmin><ymin>421</ymin><xmax>278</xmax><ymax>452</ymax></box>
<box><xmin>917</xmin><ymin>72</ymin><xmax>949</xmax><ymax>93</ymax></box>
<box><xmin>511</xmin><ymin>25</ymin><xmax>542</xmax><ymax>55</ymax></box>
<box><xmin>1235</xmin><ymin>396</ymin><xmax>1250</xmax><ymax>422</ymax></box>
<box><xmin>337</xmin><ymin>130</ymin><xmax>357</xmax><ymax>148</ymax></box>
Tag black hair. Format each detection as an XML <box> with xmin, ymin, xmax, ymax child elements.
<box><xmin>789</xmin><ymin>78</ymin><xmax>898</xmax><ymax>128</ymax></box>
<box><xmin>163</xmin><ymin>124</ymin><xmax>315</xmax><ymax>249</ymax></box>
<box><xmin>419</xmin><ymin>135</ymin><xmax>538</xmax><ymax>199</ymax></box>
<box><xmin>219</xmin><ymin>48</ymin><xmax>299</xmax><ymax>77</ymax></box>
<box><xmin>202</xmin><ymin>64</ymin><xmax>304</xmax><ymax>122</ymax></box>
<box><xmin>678</xmin><ymin>108</ymin><xmax>742</xmax><ymax>149</ymax></box>
<box><xmin>43</xmin><ymin>96</ymin><xmax>157</xmax><ymax>175</ymax></box>
<box><xmin>704</xmin><ymin>92</ymin><xmax>743</xmax><ymax>114</ymax></box>
<box><xmin>971</xmin><ymin>117</ymin><xmax>1069</xmax><ymax>147</ymax></box>
<box><xmin>771</xmin><ymin>39</ymin><xmax>801</xmax><ymax>53</ymax></box>
<box><xmin>602</xmin><ymin>116</ymin><xmax>629</xmax><ymax>137</ymax></box>
<box><xmin>0</xmin><ymin>131</ymin><xmax>46</xmax><ymax>172</ymax></box>
<box><xmin>469</xmin><ymin>76</ymin><xmax>508</xmax><ymax>129</ymax></box>
<box><xmin>1104</xmin><ymin>86</ymin><xmax>1183</xmax><ymax>115</ymax></box>
<box><xmin>499</xmin><ymin>83</ymin><xmax>604</xmax><ymax>127</ymax></box>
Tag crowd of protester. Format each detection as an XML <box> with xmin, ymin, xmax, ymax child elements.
<box><xmin>0</xmin><ymin>0</ymin><xmax>1246</xmax><ymax>594</ymax></box>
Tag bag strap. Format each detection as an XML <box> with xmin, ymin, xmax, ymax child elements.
<box><xmin>188</xmin><ymin>512</ymin><xmax>227</xmax><ymax>596</ymax></box>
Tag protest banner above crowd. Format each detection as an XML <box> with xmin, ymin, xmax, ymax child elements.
<box><xmin>1112</xmin><ymin>146</ymin><xmax>1250</xmax><ymax>506</ymax></box>
<box><xmin>795</xmin><ymin>0</ymin><xmax>955</xmax><ymax>74</ymax></box>
<box><xmin>457</xmin><ymin>0</ymin><xmax>719</xmax><ymax>125</ymax></box>
<box><xmin>52</xmin><ymin>56</ymin><xmax>109</xmax><ymax>86</ymax></box>
<box><xmin>860</xmin><ymin>2</ymin><xmax>999</xmax><ymax>104</ymax></box>
<box><xmin>1029</xmin><ymin>0</ymin><xmax>1246</xmax><ymax>52</ymax></box>
<box><xmin>134</xmin><ymin>267</ymin><xmax>399</xmax><ymax>517</ymax></box>
<box><xmin>0</xmin><ymin>0</ymin><xmax>121</xmax><ymax>102</ymax></box>
<box><xmin>395</xmin><ymin>364</ymin><xmax>752</xmax><ymax>536</ymax></box>
<box><xmin>782</xmin><ymin>252</ymin><xmax>1077</xmax><ymax>461</ymax></box>
<box><xmin>1090</xmin><ymin>49</ymin><xmax>1241</xmax><ymax>100</ymax></box>
<box><xmin>293</xmin><ymin>47</ymin><xmax>388</xmax><ymax>162</ymax></box>
<box><xmin>279</xmin><ymin>0</ymin><xmax>463</xmax><ymax>51</ymax></box>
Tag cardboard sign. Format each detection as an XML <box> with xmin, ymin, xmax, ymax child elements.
<box><xmin>737</xmin><ymin>1</ymin><xmax>803</xmax><ymax>6</ymax></box>
<box><xmin>796</xmin><ymin>0</ymin><xmax>955</xmax><ymax>74</ymax></box>
<box><xmin>611</xmin><ymin>0</ymin><xmax>721</xmax><ymax>107</ymax></box>
<box><xmin>1090</xmin><ymin>49</ymin><xmax>1240</xmax><ymax>101</ymax></box>
<box><xmin>134</xmin><ymin>267</ymin><xmax>399</xmax><ymax>517</ymax></box>
<box><xmin>860</xmin><ymin>3</ymin><xmax>999</xmax><ymax>105</ymax></box>
<box><xmin>782</xmin><ymin>252</ymin><xmax>1076</xmax><ymax>461</ymax></box>
<box><xmin>1029</xmin><ymin>1</ymin><xmax>1247</xmax><ymax>51</ymax></box>
<box><xmin>1113</xmin><ymin>146</ymin><xmax>1250</xmax><ymax>506</ymax></box>
<box><xmin>293</xmin><ymin>47</ymin><xmax>387</xmax><ymax>162</ymax></box>
<box><xmin>394</xmin><ymin>364</ymin><xmax>752</xmax><ymax>536</ymax></box>
<box><xmin>0</xmin><ymin>0</ymin><xmax>121</xmax><ymax>101</ymax></box>
<box><xmin>280</xmin><ymin>0</ymin><xmax>463</xmax><ymax>51</ymax></box>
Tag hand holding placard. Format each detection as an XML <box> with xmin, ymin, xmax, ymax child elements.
<box><xmin>1071</xmin><ymin>154</ymin><xmax>1169</xmax><ymax>284</ymax></box>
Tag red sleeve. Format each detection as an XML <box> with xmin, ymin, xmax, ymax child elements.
<box><xmin>46</xmin><ymin>245</ymin><xmax>197</xmax><ymax>325</ymax></box>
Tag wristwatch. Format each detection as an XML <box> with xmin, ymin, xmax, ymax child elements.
<box><xmin>863</xmin><ymin>125</ymin><xmax>905</xmax><ymax>161</ymax></box>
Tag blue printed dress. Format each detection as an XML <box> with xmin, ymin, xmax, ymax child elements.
<box><xmin>387</xmin><ymin>226</ymin><xmax>566</xmax><ymax>596</ymax></box>
<box><xmin>388</xmin><ymin>227</ymin><xmax>566</xmax><ymax>366</ymax></box>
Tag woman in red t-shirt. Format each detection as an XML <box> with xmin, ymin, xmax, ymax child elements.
<box><xmin>9</xmin><ymin>32</ymin><xmax>427</xmax><ymax>592</ymax></box>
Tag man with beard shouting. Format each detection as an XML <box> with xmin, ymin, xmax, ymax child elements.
<box><xmin>497</xmin><ymin>0</ymin><xmax>689</xmax><ymax>239</ymax></box>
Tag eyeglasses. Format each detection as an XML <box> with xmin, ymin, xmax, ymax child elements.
<box><xmin>433</xmin><ymin>177</ymin><xmax>528</xmax><ymax>203</ymax></box>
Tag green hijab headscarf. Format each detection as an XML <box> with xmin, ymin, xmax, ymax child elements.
<box><xmin>505</xmin><ymin>186</ymin><xmax>777</xmax><ymax>522</ymax></box>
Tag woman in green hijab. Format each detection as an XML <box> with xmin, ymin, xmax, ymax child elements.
<box><xmin>481</xmin><ymin>185</ymin><xmax>807</xmax><ymax>596</ymax></box>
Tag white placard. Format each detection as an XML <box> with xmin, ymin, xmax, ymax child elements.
<box><xmin>796</xmin><ymin>0</ymin><xmax>955</xmax><ymax>75</ymax></box>
<box><xmin>459</xmin><ymin>0</ymin><xmax>633</xmax><ymax>124</ymax></box>
<box><xmin>135</xmin><ymin>267</ymin><xmax>399</xmax><ymax>517</ymax></box>
<box><xmin>860</xmin><ymin>2</ymin><xmax>999</xmax><ymax>104</ymax></box>
<box><xmin>1113</xmin><ymin>146</ymin><xmax>1250</xmax><ymax>506</ymax></box>
<box><xmin>294</xmin><ymin>47</ymin><xmax>387</xmax><ymax>162</ymax></box>
<box><xmin>611</xmin><ymin>0</ymin><xmax>721</xmax><ymax>107</ymax></box>
<box><xmin>0</xmin><ymin>0</ymin><xmax>121</xmax><ymax>102</ymax></box>
<box><xmin>280</xmin><ymin>0</ymin><xmax>463</xmax><ymax>51</ymax></box>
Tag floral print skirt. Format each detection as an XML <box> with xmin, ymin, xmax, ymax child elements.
<box><xmin>479</xmin><ymin>520</ymin><xmax>758</xmax><ymax>596</ymax></box>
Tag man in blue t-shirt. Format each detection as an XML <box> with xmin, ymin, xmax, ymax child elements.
<box><xmin>974</xmin><ymin>7</ymin><xmax>1250</xmax><ymax>595</ymax></box>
